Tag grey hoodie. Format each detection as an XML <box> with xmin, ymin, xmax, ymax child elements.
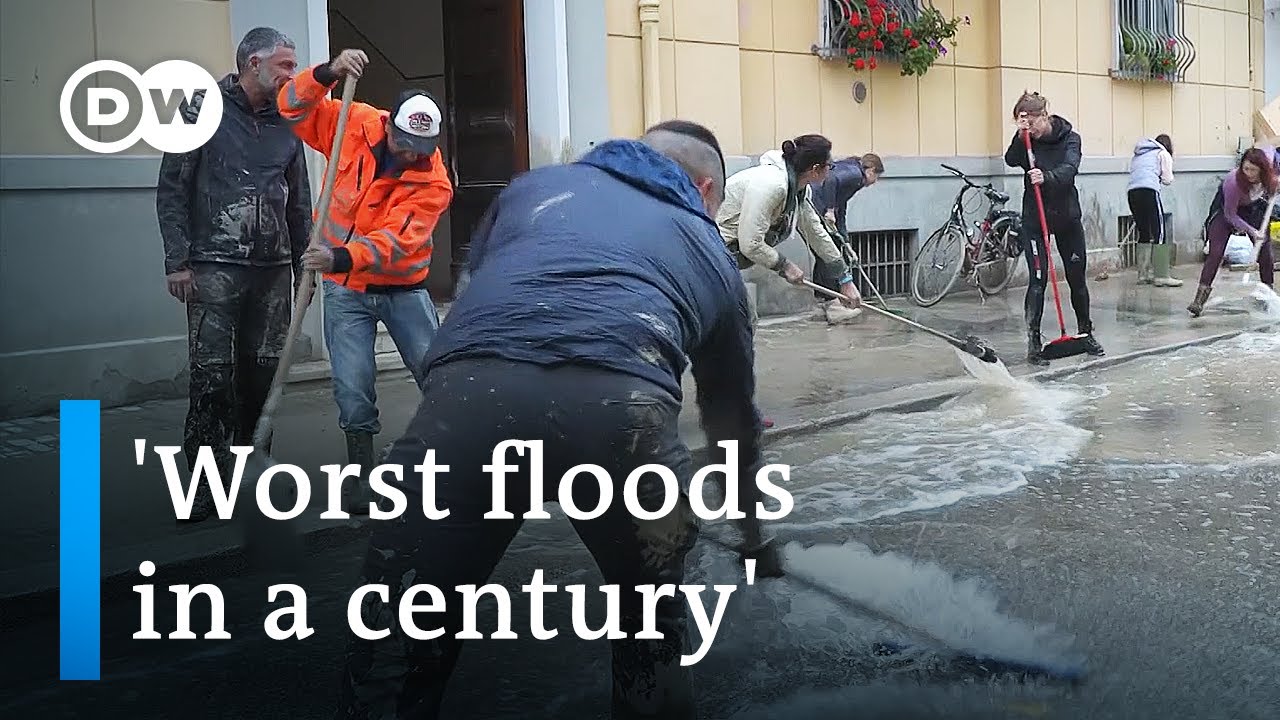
<box><xmin>1127</xmin><ymin>138</ymin><xmax>1173</xmax><ymax>192</ymax></box>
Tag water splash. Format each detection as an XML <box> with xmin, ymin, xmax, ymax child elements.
<box><xmin>775</xmin><ymin>541</ymin><xmax>1081</xmax><ymax>666</ymax></box>
<box><xmin>954</xmin><ymin>348</ymin><xmax>1019</xmax><ymax>386</ymax></box>
<box><xmin>769</xmin><ymin>374</ymin><xmax>1091</xmax><ymax>527</ymax></box>
<box><xmin>688</xmin><ymin>538</ymin><xmax>1081</xmax><ymax>719</ymax></box>
<box><xmin>1247</xmin><ymin>282</ymin><xmax>1280</xmax><ymax>319</ymax></box>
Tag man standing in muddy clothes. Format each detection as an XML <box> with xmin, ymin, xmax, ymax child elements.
<box><xmin>156</xmin><ymin>27</ymin><xmax>312</xmax><ymax>522</ymax></box>
<box><xmin>335</xmin><ymin>120</ymin><xmax>779</xmax><ymax>719</ymax></box>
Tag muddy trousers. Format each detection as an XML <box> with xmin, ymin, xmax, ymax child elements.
<box><xmin>1021</xmin><ymin>214</ymin><xmax>1093</xmax><ymax>334</ymax></box>
<box><xmin>183</xmin><ymin>262</ymin><xmax>291</xmax><ymax>473</ymax></box>
<box><xmin>336</xmin><ymin>358</ymin><xmax>700</xmax><ymax>720</ymax></box>
<box><xmin>1199</xmin><ymin>213</ymin><xmax>1275</xmax><ymax>287</ymax></box>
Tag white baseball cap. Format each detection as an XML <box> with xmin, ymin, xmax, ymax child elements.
<box><xmin>390</xmin><ymin>90</ymin><xmax>442</xmax><ymax>156</ymax></box>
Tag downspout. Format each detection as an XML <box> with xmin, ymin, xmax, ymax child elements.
<box><xmin>639</xmin><ymin>0</ymin><xmax>662</xmax><ymax>127</ymax></box>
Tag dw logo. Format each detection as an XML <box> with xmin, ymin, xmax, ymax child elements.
<box><xmin>59</xmin><ymin>60</ymin><xmax>223</xmax><ymax>154</ymax></box>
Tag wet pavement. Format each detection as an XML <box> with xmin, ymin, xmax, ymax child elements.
<box><xmin>1</xmin><ymin>271</ymin><xmax>1273</xmax><ymax>600</ymax></box>
<box><xmin>2</xmin><ymin>271</ymin><xmax>1278</xmax><ymax>718</ymax></box>
<box><xmin>3</xmin><ymin>322</ymin><xmax>1278</xmax><ymax>719</ymax></box>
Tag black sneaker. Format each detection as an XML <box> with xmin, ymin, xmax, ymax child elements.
<box><xmin>1081</xmin><ymin>333</ymin><xmax>1106</xmax><ymax>356</ymax></box>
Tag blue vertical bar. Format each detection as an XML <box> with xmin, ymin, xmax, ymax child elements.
<box><xmin>60</xmin><ymin>399</ymin><xmax>100</xmax><ymax>681</ymax></box>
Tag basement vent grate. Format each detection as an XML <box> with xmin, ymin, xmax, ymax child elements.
<box><xmin>845</xmin><ymin>228</ymin><xmax>916</xmax><ymax>297</ymax></box>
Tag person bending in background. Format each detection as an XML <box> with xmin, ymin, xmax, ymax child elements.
<box><xmin>1126</xmin><ymin>134</ymin><xmax>1181</xmax><ymax>288</ymax></box>
<box><xmin>808</xmin><ymin>153</ymin><xmax>884</xmax><ymax>324</ymax></box>
<box><xmin>1187</xmin><ymin>147</ymin><xmax>1278</xmax><ymax>317</ymax></box>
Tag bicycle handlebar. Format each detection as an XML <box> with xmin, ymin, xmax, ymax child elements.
<box><xmin>940</xmin><ymin>162</ymin><xmax>994</xmax><ymax>191</ymax></box>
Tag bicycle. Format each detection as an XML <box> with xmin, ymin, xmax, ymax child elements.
<box><xmin>910</xmin><ymin>164</ymin><xmax>1024</xmax><ymax>307</ymax></box>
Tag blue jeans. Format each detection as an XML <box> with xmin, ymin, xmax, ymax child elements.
<box><xmin>322</xmin><ymin>279</ymin><xmax>440</xmax><ymax>434</ymax></box>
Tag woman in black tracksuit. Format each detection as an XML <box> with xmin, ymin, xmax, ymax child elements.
<box><xmin>1003</xmin><ymin>91</ymin><xmax>1105</xmax><ymax>366</ymax></box>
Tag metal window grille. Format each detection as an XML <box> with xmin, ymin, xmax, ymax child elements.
<box><xmin>846</xmin><ymin>229</ymin><xmax>916</xmax><ymax>297</ymax></box>
<box><xmin>1117</xmin><ymin>213</ymin><xmax>1175</xmax><ymax>267</ymax></box>
<box><xmin>814</xmin><ymin>0</ymin><xmax>921</xmax><ymax>59</ymax></box>
<box><xmin>1111</xmin><ymin>0</ymin><xmax>1196</xmax><ymax>83</ymax></box>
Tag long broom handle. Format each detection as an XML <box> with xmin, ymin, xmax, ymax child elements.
<box><xmin>801</xmin><ymin>279</ymin><xmax>968</xmax><ymax>350</ymax></box>
<box><xmin>1246</xmin><ymin>191</ymin><xmax>1278</xmax><ymax>266</ymax></box>
<box><xmin>251</xmin><ymin>74</ymin><xmax>358</xmax><ymax>451</ymax></box>
<box><xmin>1023</xmin><ymin>128</ymin><xmax>1070</xmax><ymax>336</ymax></box>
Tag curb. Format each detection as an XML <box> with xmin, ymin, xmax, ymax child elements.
<box><xmin>1026</xmin><ymin>321</ymin><xmax>1276</xmax><ymax>382</ymax></box>
<box><xmin>2</xmin><ymin>321</ymin><xmax>1272</xmax><ymax>620</ymax></box>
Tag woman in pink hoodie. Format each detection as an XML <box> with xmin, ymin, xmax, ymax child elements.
<box><xmin>1188</xmin><ymin>147</ymin><xmax>1278</xmax><ymax>317</ymax></box>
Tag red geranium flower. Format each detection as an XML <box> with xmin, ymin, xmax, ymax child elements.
<box><xmin>873</xmin><ymin>39</ymin><xmax>885</xmax><ymax>50</ymax></box>
<box><xmin>902</xmin><ymin>27</ymin><xmax>912</xmax><ymax>38</ymax></box>
<box><xmin>887</xmin><ymin>22</ymin><xmax>898</xmax><ymax>32</ymax></box>
<box><xmin>869</xmin><ymin>58</ymin><xmax>878</xmax><ymax>69</ymax></box>
<box><xmin>855</xmin><ymin>58</ymin><xmax>866</xmax><ymax>69</ymax></box>
<box><xmin>909</xmin><ymin>39</ymin><xmax>920</xmax><ymax>48</ymax></box>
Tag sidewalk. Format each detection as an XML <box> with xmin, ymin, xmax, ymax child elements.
<box><xmin>2</xmin><ymin>267</ymin><xmax>1273</xmax><ymax>605</ymax></box>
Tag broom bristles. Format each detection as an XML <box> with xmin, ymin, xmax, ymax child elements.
<box><xmin>1040</xmin><ymin>334</ymin><xmax>1093</xmax><ymax>360</ymax></box>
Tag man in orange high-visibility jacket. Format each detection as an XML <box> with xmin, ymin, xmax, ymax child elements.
<box><xmin>278</xmin><ymin>48</ymin><xmax>453</xmax><ymax>511</ymax></box>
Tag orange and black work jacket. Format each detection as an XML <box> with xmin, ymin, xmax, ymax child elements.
<box><xmin>277</xmin><ymin>64</ymin><xmax>453</xmax><ymax>292</ymax></box>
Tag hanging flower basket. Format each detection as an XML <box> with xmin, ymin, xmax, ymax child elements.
<box><xmin>836</xmin><ymin>0</ymin><xmax>968</xmax><ymax>77</ymax></box>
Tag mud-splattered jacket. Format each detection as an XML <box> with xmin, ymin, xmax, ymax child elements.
<box><xmin>423</xmin><ymin>139</ymin><xmax>765</xmax><ymax>467</ymax></box>
<box><xmin>156</xmin><ymin>74</ymin><xmax>312</xmax><ymax>276</ymax></box>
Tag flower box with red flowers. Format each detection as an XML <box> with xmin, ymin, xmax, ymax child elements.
<box><xmin>833</xmin><ymin>0</ymin><xmax>968</xmax><ymax>77</ymax></box>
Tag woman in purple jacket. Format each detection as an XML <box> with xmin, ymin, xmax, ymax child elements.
<box><xmin>1188</xmin><ymin>147</ymin><xmax>1278</xmax><ymax>317</ymax></box>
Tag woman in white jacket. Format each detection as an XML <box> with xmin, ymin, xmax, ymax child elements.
<box><xmin>1126</xmin><ymin>134</ymin><xmax>1180</xmax><ymax>286</ymax></box>
<box><xmin>716</xmin><ymin>134</ymin><xmax>862</xmax><ymax>323</ymax></box>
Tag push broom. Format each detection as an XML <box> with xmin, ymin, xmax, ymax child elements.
<box><xmin>238</xmin><ymin>73</ymin><xmax>359</xmax><ymax>572</ymax></box>
<box><xmin>1023</xmin><ymin>128</ymin><xmax>1094</xmax><ymax>361</ymax></box>
<box><xmin>802</xmin><ymin>279</ymin><xmax>1000</xmax><ymax>363</ymax></box>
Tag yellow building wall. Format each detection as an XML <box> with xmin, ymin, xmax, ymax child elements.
<box><xmin>606</xmin><ymin>0</ymin><xmax>1265</xmax><ymax>158</ymax></box>
<box><xmin>0</xmin><ymin>0</ymin><xmax>233</xmax><ymax>155</ymax></box>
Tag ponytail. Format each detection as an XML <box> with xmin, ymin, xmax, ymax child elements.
<box><xmin>781</xmin><ymin>134</ymin><xmax>832</xmax><ymax>174</ymax></box>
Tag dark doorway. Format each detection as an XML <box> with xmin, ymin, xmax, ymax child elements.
<box><xmin>442</xmin><ymin>0</ymin><xmax>530</xmax><ymax>298</ymax></box>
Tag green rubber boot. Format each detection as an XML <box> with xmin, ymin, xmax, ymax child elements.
<box><xmin>1152</xmin><ymin>244</ymin><xmax>1183</xmax><ymax>287</ymax></box>
<box><xmin>1136</xmin><ymin>243</ymin><xmax>1153</xmax><ymax>284</ymax></box>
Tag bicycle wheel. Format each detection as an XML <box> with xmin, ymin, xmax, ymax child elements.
<box><xmin>975</xmin><ymin>225</ymin><xmax>1018</xmax><ymax>296</ymax></box>
<box><xmin>911</xmin><ymin>224</ymin><xmax>966</xmax><ymax>307</ymax></box>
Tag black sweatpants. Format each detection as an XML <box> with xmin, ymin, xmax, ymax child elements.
<box><xmin>1126</xmin><ymin>188</ymin><xmax>1166</xmax><ymax>245</ymax></box>
<box><xmin>337</xmin><ymin>358</ymin><xmax>701</xmax><ymax>720</ymax></box>
<box><xmin>183</xmin><ymin>262</ymin><xmax>291</xmax><ymax>474</ymax></box>
<box><xmin>1022</xmin><ymin>214</ymin><xmax>1093</xmax><ymax>334</ymax></box>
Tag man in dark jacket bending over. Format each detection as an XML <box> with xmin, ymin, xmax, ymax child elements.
<box><xmin>335</xmin><ymin>120</ymin><xmax>774</xmax><ymax>719</ymax></box>
<box><xmin>1004</xmin><ymin>91</ymin><xmax>1105</xmax><ymax>365</ymax></box>
<box><xmin>808</xmin><ymin>153</ymin><xmax>883</xmax><ymax>322</ymax></box>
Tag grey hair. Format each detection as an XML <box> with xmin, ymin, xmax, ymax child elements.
<box><xmin>236</xmin><ymin>27</ymin><xmax>295</xmax><ymax>73</ymax></box>
<box><xmin>639</xmin><ymin>129</ymin><xmax>726</xmax><ymax>202</ymax></box>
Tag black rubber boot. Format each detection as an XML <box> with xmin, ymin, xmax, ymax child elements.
<box><xmin>343</xmin><ymin>431</ymin><xmax>375</xmax><ymax>514</ymax></box>
<box><xmin>1027</xmin><ymin>330</ymin><xmax>1050</xmax><ymax>367</ymax></box>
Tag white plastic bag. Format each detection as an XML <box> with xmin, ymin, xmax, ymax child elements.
<box><xmin>1225</xmin><ymin>234</ymin><xmax>1254</xmax><ymax>265</ymax></box>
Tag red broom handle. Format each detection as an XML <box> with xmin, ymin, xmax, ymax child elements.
<box><xmin>1023</xmin><ymin>128</ymin><xmax>1069</xmax><ymax>336</ymax></box>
